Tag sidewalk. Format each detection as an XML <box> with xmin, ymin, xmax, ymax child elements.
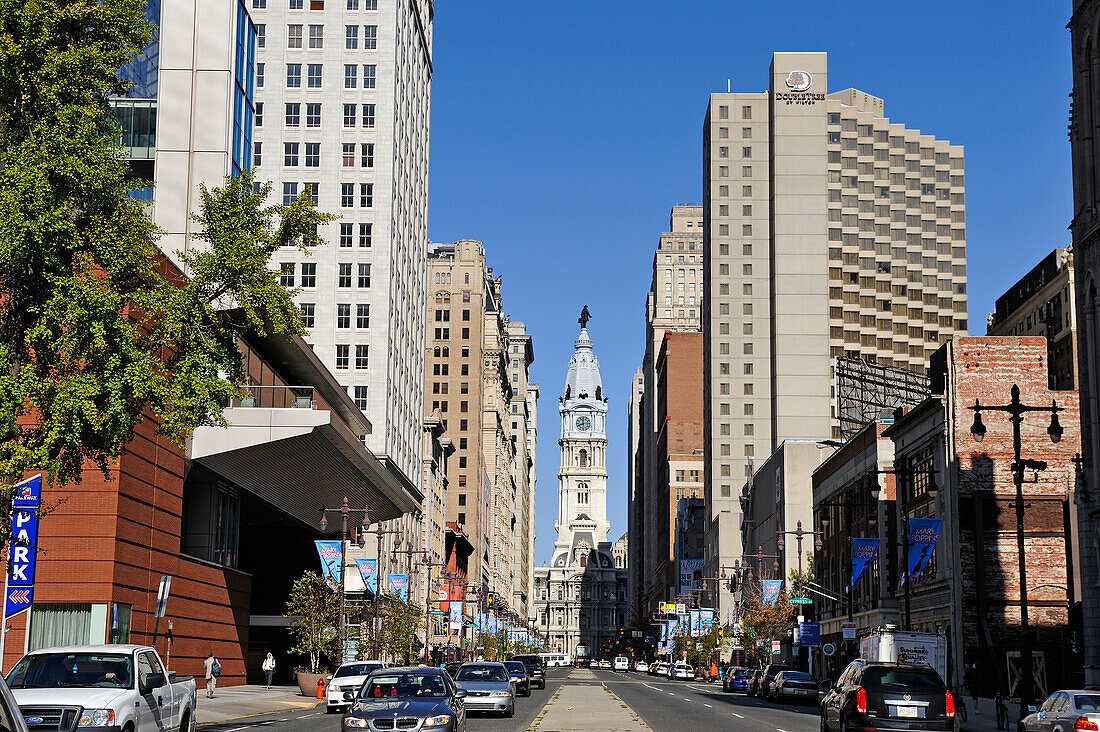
<box><xmin>959</xmin><ymin>696</ymin><xmax>1012</xmax><ymax>732</ymax></box>
<box><xmin>195</xmin><ymin>685</ymin><xmax>323</xmax><ymax>725</ymax></box>
<box><xmin>527</xmin><ymin>682</ymin><xmax>650</xmax><ymax>732</ymax></box>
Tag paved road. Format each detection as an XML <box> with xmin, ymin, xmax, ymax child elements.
<box><xmin>198</xmin><ymin>668</ymin><xmax>570</xmax><ymax>732</ymax></box>
<box><xmin>594</xmin><ymin>669</ymin><xmax>819</xmax><ymax>732</ymax></box>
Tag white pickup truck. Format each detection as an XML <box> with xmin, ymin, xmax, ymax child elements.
<box><xmin>6</xmin><ymin>645</ymin><xmax>197</xmax><ymax>732</ymax></box>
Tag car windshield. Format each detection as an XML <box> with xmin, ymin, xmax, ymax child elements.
<box><xmin>1076</xmin><ymin>695</ymin><xmax>1100</xmax><ymax>711</ymax></box>
<box><xmin>359</xmin><ymin>673</ymin><xmax>448</xmax><ymax>699</ymax></box>
<box><xmin>7</xmin><ymin>653</ymin><xmax>134</xmax><ymax>689</ymax></box>
<box><xmin>783</xmin><ymin>672</ymin><xmax>813</xmax><ymax>682</ymax></box>
<box><xmin>336</xmin><ymin>663</ymin><xmax>380</xmax><ymax>678</ymax></box>
<box><xmin>861</xmin><ymin>668</ymin><xmax>944</xmax><ymax>691</ymax></box>
<box><xmin>735</xmin><ymin>669</ymin><xmax>755</xmax><ymax>678</ymax></box>
<box><xmin>456</xmin><ymin>665</ymin><xmax>508</xmax><ymax>683</ymax></box>
<box><xmin>504</xmin><ymin>662</ymin><xmax>526</xmax><ymax>674</ymax></box>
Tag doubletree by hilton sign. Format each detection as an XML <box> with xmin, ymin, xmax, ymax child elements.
<box><xmin>775</xmin><ymin>70</ymin><xmax>825</xmax><ymax>106</ymax></box>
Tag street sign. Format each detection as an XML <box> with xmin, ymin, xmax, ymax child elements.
<box><xmin>788</xmin><ymin>597</ymin><xmax>813</xmax><ymax>605</ymax></box>
<box><xmin>771</xmin><ymin>640</ymin><xmax>781</xmax><ymax>655</ymax></box>
<box><xmin>5</xmin><ymin>475</ymin><xmax>41</xmax><ymax>619</ymax></box>
<box><xmin>676</xmin><ymin>603</ymin><xmax>686</xmax><ymax>615</ymax></box>
<box><xmin>799</xmin><ymin>621</ymin><xmax>820</xmax><ymax>647</ymax></box>
<box><xmin>842</xmin><ymin>622</ymin><xmax>857</xmax><ymax>641</ymax></box>
<box><xmin>429</xmin><ymin>609</ymin><xmax>445</xmax><ymax>616</ymax></box>
<box><xmin>822</xmin><ymin>642</ymin><xmax>836</xmax><ymax>657</ymax></box>
<box><xmin>154</xmin><ymin>575</ymin><xmax>172</xmax><ymax>618</ymax></box>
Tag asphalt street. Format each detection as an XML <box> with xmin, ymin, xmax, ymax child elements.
<box><xmin>196</xmin><ymin>668</ymin><xmax>821</xmax><ymax>732</ymax></box>
<box><xmin>197</xmin><ymin>669</ymin><xmax>569</xmax><ymax>732</ymax></box>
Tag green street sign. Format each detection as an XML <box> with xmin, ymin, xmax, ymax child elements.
<box><xmin>788</xmin><ymin>597</ymin><xmax>814</xmax><ymax>605</ymax></box>
<box><xmin>429</xmin><ymin>609</ymin><xmax>445</xmax><ymax>616</ymax></box>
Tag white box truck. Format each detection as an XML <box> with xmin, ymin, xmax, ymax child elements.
<box><xmin>859</xmin><ymin>627</ymin><xmax>948</xmax><ymax>685</ymax></box>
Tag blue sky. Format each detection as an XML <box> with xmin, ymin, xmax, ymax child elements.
<box><xmin>427</xmin><ymin>1</ymin><xmax>1074</xmax><ymax>567</ymax></box>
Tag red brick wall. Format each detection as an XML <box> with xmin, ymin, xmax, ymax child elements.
<box><xmin>950</xmin><ymin>337</ymin><xmax>1080</xmax><ymax>686</ymax></box>
<box><xmin>658</xmin><ymin>332</ymin><xmax>705</xmax><ymax>455</ymax></box>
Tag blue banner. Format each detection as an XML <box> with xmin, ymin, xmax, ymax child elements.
<box><xmin>762</xmin><ymin>579</ymin><xmax>783</xmax><ymax>608</ymax></box>
<box><xmin>850</xmin><ymin>538</ymin><xmax>881</xmax><ymax>589</ymax></box>
<box><xmin>389</xmin><ymin>573</ymin><xmax>408</xmax><ymax>601</ymax></box>
<box><xmin>355</xmin><ymin>558</ymin><xmax>377</xmax><ymax>595</ymax></box>
<box><xmin>6</xmin><ymin>475</ymin><xmax>41</xmax><ymax>618</ymax></box>
<box><xmin>690</xmin><ymin>610</ymin><xmax>700</xmax><ymax>636</ymax></box>
<box><xmin>315</xmin><ymin>540</ymin><xmax>342</xmax><ymax>590</ymax></box>
<box><xmin>700</xmin><ymin>609</ymin><xmax>715</xmax><ymax>632</ymax></box>
<box><xmin>905</xmin><ymin>518</ymin><xmax>943</xmax><ymax>584</ymax></box>
<box><xmin>475</xmin><ymin>613</ymin><xmax>485</xmax><ymax>633</ymax></box>
<box><xmin>449</xmin><ymin>601</ymin><xmax>463</xmax><ymax>631</ymax></box>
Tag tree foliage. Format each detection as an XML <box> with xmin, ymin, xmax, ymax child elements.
<box><xmin>0</xmin><ymin>0</ymin><xmax>333</xmax><ymax>500</ymax></box>
<box><xmin>736</xmin><ymin>585</ymin><xmax>796</xmax><ymax>668</ymax></box>
<box><xmin>285</xmin><ymin>570</ymin><xmax>339</xmax><ymax>674</ymax></box>
<box><xmin>379</xmin><ymin>594</ymin><xmax>423</xmax><ymax>664</ymax></box>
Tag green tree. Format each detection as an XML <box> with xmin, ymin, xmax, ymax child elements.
<box><xmin>379</xmin><ymin>594</ymin><xmax>423</xmax><ymax>664</ymax></box>
<box><xmin>0</xmin><ymin>1</ymin><xmax>333</xmax><ymax>513</ymax></box>
<box><xmin>285</xmin><ymin>570</ymin><xmax>339</xmax><ymax>674</ymax></box>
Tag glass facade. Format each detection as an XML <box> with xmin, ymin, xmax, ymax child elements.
<box><xmin>232</xmin><ymin>0</ymin><xmax>257</xmax><ymax>176</ymax></box>
<box><xmin>118</xmin><ymin>0</ymin><xmax>161</xmax><ymax>99</ymax></box>
<box><xmin>114</xmin><ymin>100</ymin><xmax>157</xmax><ymax>159</ymax></box>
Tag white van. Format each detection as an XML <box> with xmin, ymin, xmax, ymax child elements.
<box><xmin>613</xmin><ymin>656</ymin><xmax>630</xmax><ymax>672</ymax></box>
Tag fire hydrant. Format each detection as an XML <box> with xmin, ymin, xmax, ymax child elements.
<box><xmin>316</xmin><ymin>676</ymin><xmax>326</xmax><ymax>699</ymax></box>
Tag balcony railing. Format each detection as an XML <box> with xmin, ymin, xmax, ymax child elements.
<box><xmin>228</xmin><ymin>385</ymin><xmax>316</xmax><ymax>410</ymax></box>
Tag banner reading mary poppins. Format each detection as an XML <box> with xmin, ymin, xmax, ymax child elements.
<box><xmin>905</xmin><ymin>518</ymin><xmax>943</xmax><ymax>584</ymax></box>
<box><xmin>850</xmin><ymin>538</ymin><xmax>881</xmax><ymax>589</ymax></box>
<box><xmin>355</xmin><ymin>558</ymin><xmax>377</xmax><ymax>595</ymax></box>
<box><xmin>315</xmin><ymin>540</ymin><xmax>342</xmax><ymax>590</ymax></box>
<box><xmin>762</xmin><ymin>579</ymin><xmax>783</xmax><ymax>607</ymax></box>
<box><xmin>389</xmin><ymin>573</ymin><xmax>408</xmax><ymax>601</ymax></box>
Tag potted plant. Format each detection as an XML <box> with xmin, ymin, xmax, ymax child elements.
<box><xmin>285</xmin><ymin>570</ymin><xmax>339</xmax><ymax>695</ymax></box>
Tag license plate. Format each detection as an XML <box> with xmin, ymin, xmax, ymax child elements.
<box><xmin>897</xmin><ymin>706</ymin><xmax>919</xmax><ymax>718</ymax></box>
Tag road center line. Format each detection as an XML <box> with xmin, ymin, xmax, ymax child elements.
<box><xmin>732</xmin><ymin>713</ymin><xmax>745</xmax><ymax>719</ymax></box>
<box><xmin>704</xmin><ymin>703</ymin><xmax>713</xmax><ymax>708</ymax></box>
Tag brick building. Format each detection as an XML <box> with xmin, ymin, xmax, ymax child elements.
<box><xmin>885</xmin><ymin>336</ymin><xmax>1081</xmax><ymax>692</ymax></box>
<box><xmin>8</xmin><ymin>312</ymin><xmax>421</xmax><ymax>683</ymax></box>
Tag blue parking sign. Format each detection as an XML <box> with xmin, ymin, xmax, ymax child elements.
<box><xmin>6</xmin><ymin>475</ymin><xmax>42</xmax><ymax>618</ymax></box>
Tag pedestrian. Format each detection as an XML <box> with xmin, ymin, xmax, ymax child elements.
<box><xmin>262</xmin><ymin>653</ymin><xmax>276</xmax><ymax>689</ymax></box>
<box><xmin>204</xmin><ymin>651</ymin><xmax>220</xmax><ymax>698</ymax></box>
<box><xmin>710</xmin><ymin>661</ymin><xmax>719</xmax><ymax>683</ymax></box>
<box><xmin>964</xmin><ymin>663</ymin><xmax>980</xmax><ymax>715</ymax></box>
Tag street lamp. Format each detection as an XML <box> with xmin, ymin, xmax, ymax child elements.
<box><xmin>318</xmin><ymin>497</ymin><xmax>372</xmax><ymax>666</ymax></box>
<box><xmin>356</xmin><ymin>506</ymin><xmax>403</xmax><ymax>659</ymax></box>
<box><xmin>968</xmin><ymin>384</ymin><xmax>1063</xmax><ymax>721</ymax></box>
<box><xmin>776</xmin><ymin>520</ymin><xmax>824</xmax><ymax>598</ymax></box>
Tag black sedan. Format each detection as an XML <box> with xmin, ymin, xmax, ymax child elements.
<box><xmin>510</xmin><ymin>655</ymin><xmax>546</xmax><ymax>690</ymax></box>
<box><xmin>503</xmin><ymin>660</ymin><xmax>531</xmax><ymax>696</ymax></box>
<box><xmin>342</xmin><ymin>667</ymin><xmax>467</xmax><ymax>732</ymax></box>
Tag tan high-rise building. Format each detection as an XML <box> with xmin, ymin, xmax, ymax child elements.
<box><xmin>424</xmin><ymin>241</ymin><xmax>537</xmax><ymax>615</ymax></box>
<box><xmin>702</xmin><ymin>52</ymin><xmax>968</xmax><ymax>619</ymax></box>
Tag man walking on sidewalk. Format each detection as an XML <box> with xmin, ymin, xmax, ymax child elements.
<box><xmin>262</xmin><ymin>653</ymin><xmax>276</xmax><ymax>689</ymax></box>
<box><xmin>204</xmin><ymin>652</ymin><xmax>220</xmax><ymax>698</ymax></box>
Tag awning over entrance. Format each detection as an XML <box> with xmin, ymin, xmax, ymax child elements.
<box><xmin>191</xmin><ymin>406</ymin><xmax>422</xmax><ymax>529</ymax></box>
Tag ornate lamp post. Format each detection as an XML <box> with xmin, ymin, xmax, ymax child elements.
<box><xmin>776</xmin><ymin>520</ymin><xmax>824</xmax><ymax>598</ymax></box>
<box><xmin>355</xmin><ymin>506</ymin><xmax>403</xmax><ymax>659</ymax></box>
<box><xmin>319</xmin><ymin>497</ymin><xmax>370</xmax><ymax>666</ymax></box>
<box><xmin>969</xmin><ymin>384</ymin><xmax>1063</xmax><ymax>721</ymax></box>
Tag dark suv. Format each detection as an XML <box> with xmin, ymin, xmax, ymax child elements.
<box><xmin>510</xmin><ymin>654</ymin><xmax>546</xmax><ymax>689</ymax></box>
<box><xmin>820</xmin><ymin>661</ymin><xmax>955</xmax><ymax>732</ymax></box>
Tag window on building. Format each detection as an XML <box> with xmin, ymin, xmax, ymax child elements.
<box><xmin>345</xmin><ymin>24</ymin><xmax>359</xmax><ymax>48</ymax></box>
<box><xmin>363</xmin><ymin>64</ymin><xmax>376</xmax><ymax>88</ymax></box>
<box><xmin>356</xmin><ymin>304</ymin><xmax>369</xmax><ymax>328</ymax></box>
<box><xmin>255</xmin><ymin>102</ymin><xmax>264</xmax><ymax>127</ymax></box>
<box><xmin>282</xmin><ymin>182</ymin><xmax>298</xmax><ymax>206</ymax></box>
<box><xmin>361</xmin><ymin>143</ymin><xmax>374</xmax><ymax>168</ymax></box>
<box><xmin>299</xmin><ymin>303</ymin><xmax>314</xmax><ymax>328</ymax></box>
<box><xmin>359</xmin><ymin>223</ymin><xmax>372</xmax><ymax>247</ymax></box>
<box><xmin>364</xmin><ymin>25</ymin><xmax>377</xmax><ymax>49</ymax></box>
<box><xmin>355</xmin><ymin>345</ymin><xmax>368</xmax><ymax>369</ymax></box>
<box><xmin>285</xmin><ymin>102</ymin><xmax>300</xmax><ymax>127</ymax></box>
<box><xmin>283</xmin><ymin>142</ymin><xmax>299</xmax><ymax>166</ymax></box>
<box><xmin>337</xmin><ymin>303</ymin><xmax>351</xmax><ymax>328</ymax></box>
<box><xmin>335</xmin><ymin>344</ymin><xmax>350</xmax><ymax>369</ymax></box>
<box><xmin>360</xmin><ymin>183</ymin><xmax>373</xmax><ymax>207</ymax></box>
<box><xmin>308</xmin><ymin>24</ymin><xmax>323</xmax><ymax>47</ymax></box>
<box><xmin>300</xmin><ymin>262</ymin><xmax>316</xmax><ymax>287</ymax></box>
<box><xmin>362</xmin><ymin>104</ymin><xmax>376</xmax><ymax>128</ymax></box>
<box><xmin>304</xmin><ymin>142</ymin><xmax>320</xmax><ymax>167</ymax></box>
<box><xmin>287</xmin><ymin>24</ymin><xmax>302</xmax><ymax>48</ymax></box>
<box><xmin>286</xmin><ymin>63</ymin><xmax>301</xmax><ymax>87</ymax></box>
<box><xmin>353</xmin><ymin>386</ymin><xmax>368</xmax><ymax>410</ymax></box>
<box><xmin>342</xmin><ymin>143</ymin><xmax>355</xmax><ymax>167</ymax></box>
<box><xmin>340</xmin><ymin>182</ymin><xmax>354</xmax><ymax>207</ymax></box>
<box><xmin>578</xmin><ymin>449</ymin><xmax>588</xmax><ymax>467</ymax></box>
<box><xmin>255</xmin><ymin>62</ymin><xmax>265</xmax><ymax>88</ymax></box>
<box><xmin>278</xmin><ymin>262</ymin><xmax>294</xmax><ymax>287</ymax></box>
<box><xmin>344</xmin><ymin>64</ymin><xmax>357</xmax><ymax>88</ymax></box>
<box><xmin>358</xmin><ymin>263</ymin><xmax>371</xmax><ymax>287</ymax></box>
<box><xmin>305</xmin><ymin>103</ymin><xmax>321</xmax><ymax>127</ymax></box>
<box><xmin>253</xmin><ymin>141</ymin><xmax>262</xmax><ymax>166</ymax></box>
<box><xmin>338</xmin><ymin>263</ymin><xmax>352</xmax><ymax>287</ymax></box>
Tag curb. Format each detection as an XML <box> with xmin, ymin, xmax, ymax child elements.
<box><xmin>197</xmin><ymin>699</ymin><xmax>324</xmax><ymax>726</ymax></box>
<box><xmin>600</xmin><ymin>683</ymin><xmax>653</xmax><ymax>731</ymax></box>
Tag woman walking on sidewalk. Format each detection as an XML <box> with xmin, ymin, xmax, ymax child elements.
<box><xmin>262</xmin><ymin>653</ymin><xmax>276</xmax><ymax>689</ymax></box>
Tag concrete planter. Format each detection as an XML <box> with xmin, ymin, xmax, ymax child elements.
<box><xmin>296</xmin><ymin>671</ymin><xmax>326</xmax><ymax>698</ymax></box>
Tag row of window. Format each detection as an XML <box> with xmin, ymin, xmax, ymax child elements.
<box><xmin>253</xmin><ymin>102</ymin><xmax>377</xmax><ymax>128</ymax></box>
<box><xmin>260</xmin><ymin>24</ymin><xmax>378</xmax><ymax>50</ymax></box>
<box><xmin>278</xmin><ymin>180</ymin><xmax>374</xmax><ymax>208</ymax></box>
<box><xmin>334</xmin><ymin>344</ymin><xmax>370</xmax><ymax>369</ymax></box>
<box><xmin>282</xmin><ymin>262</ymin><xmax>371</xmax><ymax>288</ymax></box>
<box><xmin>253</xmin><ymin>0</ymin><xmax>378</xmax><ymax>9</ymax></box>
<box><xmin>265</xmin><ymin>141</ymin><xmax>374</xmax><ymax>168</ymax></box>
<box><xmin>280</xmin><ymin>63</ymin><xmax>377</xmax><ymax>89</ymax></box>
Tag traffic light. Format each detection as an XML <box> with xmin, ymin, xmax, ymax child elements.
<box><xmin>487</xmin><ymin>592</ymin><xmax>494</xmax><ymax>611</ymax></box>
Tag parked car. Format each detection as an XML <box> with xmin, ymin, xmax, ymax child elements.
<box><xmin>820</xmin><ymin>661</ymin><xmax>955</xmax><ymax>732</ymax></box>
<box><xmin>635</xmin><ymin>661</ymin><xmax>650</xmax><ymax>673</ymax></box>
<box><xmin>443</xmin><ymin>662</ymin><xmax>463</xmax><ymax>679</ymax></box>
<box><xmin>613</xmin><ymin>657</ymin><xmax>630</xmax><ymax>672</ymax></box>
<box><xmin>746</xmin><ymin>669</ymin><xmax>764</xmax><ymax>697</ymax></box>
<box><xmin>589</xmin><ymin>660</ymin><xmax>600</xmax><ymax>669</ymax></box>
<box><xmin>8</xmin><ymin>645</ymin><xmax>196</xmax><ymax>732</ymax></box>
<box><xmin>0</xmin><ymin>668</ymin><xmax>31</xmax><ymax>732</ymax></box>
<box><xmin>453</xmin><ymin>663</ymin><xmax>515</xmax><ymax>717</ymax></box>
<box><xmin>325</xmin><ymin>660</ymin><xmax>385</xmax><ymax>713</ymax></box>
<box><xmin>760</xmin><ymin>663</ymin><xmax>796</xmax><ymax>700</ymax></box>
<box><xmin>650</xmin><ymin>661</ymin><xmax>667</xmax><ymax>677</ymax></box>
<box><xmin>510</xmin><ymin>655</ymin><xmax>546</xmax><ymax>690</ymax></box>
<box><xmin>1021</xmin><ymin>690</ymin><xmax>1100</xmax><ymax>732</ymax></box>
<box><xmin>340</xmin><ymin>667</ymin><xmax>466</xmax><ymax>732</ymax></box>
<box><xmin>723</xmin><ymin>666</ymin><xmax>755</xmax><ymax>693</ymax></box>
<box><xmin>672</xmin><ymin>663</ymin><xmax>694</xmax><ymax>681</ymax></box>
<box><xmin>502</xmin><ymin>661</ymin><xmax>530</xmax><ymax>697</ymax></box>
<box><xmin>773</xmin><ymin>671</ymin><xmax>818</xmax><ymax>703</ymax></box>
<box><xmin>599</xmin><ymin>660</ymin><xmax>612</xmax><ymax>669</ymax></box>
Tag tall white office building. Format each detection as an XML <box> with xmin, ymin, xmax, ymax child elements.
<box><xmin>249</xmin><ymin>0</ymin><xmax>432</xmax><ymax>491</ymax></box>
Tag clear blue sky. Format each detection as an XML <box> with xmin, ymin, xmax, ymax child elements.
<box><xmin>427</xmin><ymin>1</ymin><xmax>1073</xmax><ymax>567</ymax></box>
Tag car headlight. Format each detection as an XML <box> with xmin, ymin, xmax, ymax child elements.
<box><xmin>423</xmin><ymin>715</ymin><xmax>452</xmax><ymax>727</ymax></box>
<box><xmin>489</xmin><ymin>690</ymin><xmax>512</xmax><ymax>697</ymax></box>
<box><xmin>343</xmin><ymin>717</ymin><xmax>368</xmax><ymax>728</ymax></box>
<box><xmin>79</xmin><ymin>710</ymin><xmax>115</xmax><ymax>727</ymax></box>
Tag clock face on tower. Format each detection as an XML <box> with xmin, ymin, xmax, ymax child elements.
<box><xmin>575</xmin><ymin>416</ymin><xmax>591</xmax><ymax>432</ymax></box>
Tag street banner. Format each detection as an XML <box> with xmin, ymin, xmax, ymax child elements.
<box><xmin>5</xmin><ymin>474</ymin><xmax>41</xmax><ymax>618</ymax></box>
<box><xmin>799</xmin><ymin>620</ymin><xmax>821</xmax><ymax>647</ymax></box>
<box><xmin>660</xmin><ymin>621</ymin><xmax>668</xmax><ymax>642</ymax></box>
<box><xmin>449</xmin><ymin>601</ymin><xmax>463</xmax><ymax>631</ymax></box>
<box><xmin>701</xmin><ymin>609</ymin><xmax>715</xmax><ymax>631</ymax></box>
<box><xmin>475</xmin><ymin>613</ymin><xmax>486</xmax><ymax>633</ymax></box>
<box><xmin>850</xmin><ymin>538</ymin><xmax>881</xmax><ymax>589</ymax></box>
<box><xmin>355</xmin><ymin>558</ymin><xmax>377</xmax><ymax>595</ymax></box>
<box><xmin>389</xmin><ymin>573</ymin><xmax>408</xmax><ymax>601</ymax></box>
<box><xmin>904</xmin><ymin>518</ymin><xmax>943</xmax><ymax>584</ymax></box>
<box><xmin>690</xmin><ymin>610</ymin><xmax>700</xmax><ymax>636</ymax></box>
<box><xmin>315</xmin><ymin>540</ymin><xmax>342</xmax><ymax>590</ymax></box>
<box><xmin>762</xmin><ymin>579</ymin><xmax>783</xmax><ymax>607</ymax></box>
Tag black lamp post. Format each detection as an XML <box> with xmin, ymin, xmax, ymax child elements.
<box><xmin>819</xmin><ymin>479</ymin><xmax>881</xmax><ymax>627</ymax></box>
<box><xmin>969</xmin><ymin>384</ymin><xmax>1063</xmax><ymax>722</ymax></box>
<box><xmin>777</xmin><ymin>520</ymin><xmax>824</xmax><ymax>599</ymax></box>
<box><xmin>353</xmin><ymin>506</ymin><xmax>403</xmax><ymax>659</ymax></box>
<box><xmin>319</xmin><ymin>497</ymin><xmax>371</xmax><ymax>665</ymax></box>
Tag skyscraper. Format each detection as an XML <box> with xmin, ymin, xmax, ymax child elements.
<box><xmin>250</xmin><ymin>0</ymin><xmax>432</xmax><ymax>492</ymax></box>
<box><xmin>702</xmin><ymin>52</ymin><xmax>968</xmax><ymax>618</ymax></box>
